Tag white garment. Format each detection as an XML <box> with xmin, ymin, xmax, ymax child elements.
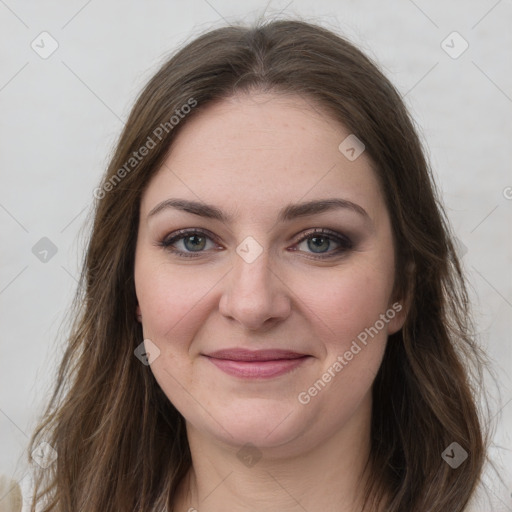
<box><xmin>0</xmin><ymin>475</ymin><xmax>22</xmax><ymax>512</ymax></box>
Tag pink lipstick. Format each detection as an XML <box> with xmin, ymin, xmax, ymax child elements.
<box><xmin>204</xmin><ymin>349</ymin><xmax>310</xmax><ymax>379</ymax></box>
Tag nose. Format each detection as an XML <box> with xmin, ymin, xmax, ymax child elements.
<box><xmin>218</xmin><ymin>246</ymin><xmax>292</xmax><ymax>331</ymax></box>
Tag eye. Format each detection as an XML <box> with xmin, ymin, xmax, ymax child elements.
<box><xmin>158</xmin><ymin>228</ymin><xmax>220</xmax><ymax>258</ymax></box>
<box><xmin>158</xmin><ymin>227</ymin><xmax>353</xmax><ymax>259</ymax></box>
<box><xmin>292</xmin><ymin>228</ymin><xmax>353</xmax><ymax>259</ymax></box>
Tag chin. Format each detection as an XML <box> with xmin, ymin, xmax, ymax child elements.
<box><xmin>196</xmin><ymin>399</ymin><xmax>307</xmax><ymax>450</ymax></box>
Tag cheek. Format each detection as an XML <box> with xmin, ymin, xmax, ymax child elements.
<box><xmin>295</xmin><ymin>253</ymin><xmax>395</xmax><ymax>399</ymax></box>
<box><xmin>295</xmin><ymin>262</ymin><xmax>392</xmax><ymax>422</ymax></box>
<box><xmin>302</xmin><ymin>259</ymin><xmax>395</xmax><ymax>342</ymax></box>
<box><xmin>134</xmin><ymin>257</ymin><xmax>218</xmax><ymax>343</ymax></box>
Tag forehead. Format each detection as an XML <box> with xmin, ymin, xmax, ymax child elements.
<box><xmin>140</xmin><ymin>92</ymin><xmax>385</xmax><ymax>223</ymax></box>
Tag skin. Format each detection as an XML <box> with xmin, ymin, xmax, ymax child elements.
<box><xmin>134</xmin><ymin>92</ymin><xmax>407</xmax><ymax>512</ymax></box>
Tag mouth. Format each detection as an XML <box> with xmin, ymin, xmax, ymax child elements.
<box><xmin>203</xmin><ymin>348</ymin><xmax>312</xmax><ymax>379</ymax></box>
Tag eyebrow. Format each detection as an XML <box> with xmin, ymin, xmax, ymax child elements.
<box><xmin>147</xmin><ymin>197</ymin><xmax>371</xmax><ymax>224</ymax></box>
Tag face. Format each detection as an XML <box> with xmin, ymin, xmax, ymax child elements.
<box><xmin>134</xmin><ymin>92</ymin><xmax>406</xmax><ymax>456</ymax></box>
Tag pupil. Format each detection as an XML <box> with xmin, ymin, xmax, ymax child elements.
<box><xmin>182</xmin><ymin>235</ymin><xmax>331</xmax><ymax>253</ymax></box>
<box><xmin>309</xmin><ymin>236</ymin><xmax>329</xmax><ymax>253</ymax></box>
<box><xmin>185</xmin><ymin>235</ymin><xmax>205</xmax><ymax>251</ymax></box>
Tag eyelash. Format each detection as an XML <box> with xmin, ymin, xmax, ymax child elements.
<box><xmin>158</xmin><ymin>228</ymin><xmax>353</xmax><ymax>259</ymax></box>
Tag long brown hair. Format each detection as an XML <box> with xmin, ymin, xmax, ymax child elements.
<box><xmin>27</xmin><ymin>17</ymin><xmax>490</xmax><ymax>511</ymax></box>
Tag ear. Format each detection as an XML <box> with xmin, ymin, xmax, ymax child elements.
<box><xmin>136</xmin><ymin>304</ymin><xmax>142</xmax><ymax>322</ymax></box>
<box><xmin>386</xmin><ymin>300</ymin><xmax>408</xmax><ymax>335</ymax></box>
<box><xmin>387</xmin><ymin>262</ymin><xmax>414</xmax><ymax>335</ymax></box>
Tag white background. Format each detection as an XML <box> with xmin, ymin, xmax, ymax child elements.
<box><xmin>1</xmin><ymin>0</ymin><xmax>511</xmax><ymax>510</ymax></box>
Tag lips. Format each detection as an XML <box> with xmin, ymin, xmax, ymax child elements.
<box><xmin>203</xmin><ymin>348</ymin><xmax>311</xmax><ymax>379</ymax></box>
<box><xmin>205</xmin><ymin>348</ymin><xmax>307</xmax><ymax>361</ymax></box>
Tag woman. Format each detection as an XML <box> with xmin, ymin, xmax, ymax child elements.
<box><xmin>26</xmin><ymin>18</ymin><xmax>490</xmax><ymax>511</ymax></box>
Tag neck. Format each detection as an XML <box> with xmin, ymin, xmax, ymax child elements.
<box><xmin>173</xmin><ymin>395</ymin><xmax>383</xmax><ymax>512</ymax></box>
